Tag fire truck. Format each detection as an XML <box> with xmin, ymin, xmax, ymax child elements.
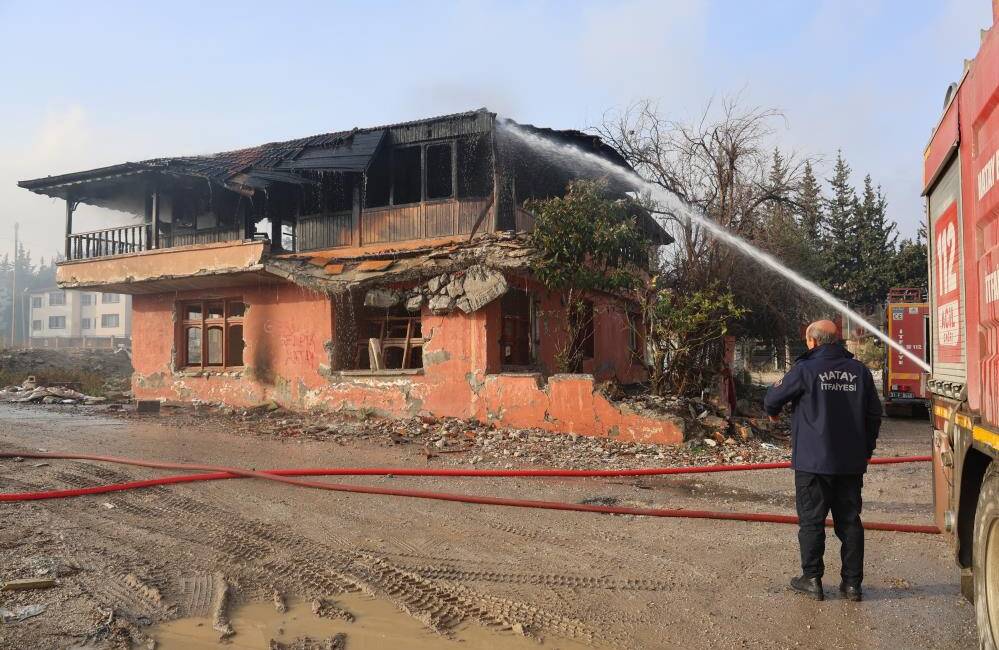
<box><xmin>882</xmin><ymin>288</ymin><xmax>930</xmax><ymax>416</ymax></box>
<box><xmin>924</xmin><ymin>4</ymin><xmax>999</xmax><ymax>644</ymax></box>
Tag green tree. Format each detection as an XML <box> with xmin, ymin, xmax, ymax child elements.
<box><xmin>527</xmin><ymin>180</ymin><xmax>650</xmax><ymax>372</ymax></box>
<box><xmin>822</xmin><ymin>152</ymin><xmax>862</xmax><ymax>303</ymax></box>
<box><xmin>892</xmin><ymin>225</ymin><xmax>928</xmax><ymax>290</ymax></box>
<box><xmin>853</xmin><ymin>175</ymin><xmax>898</xmax><ymax>305</ymax></box>
<box><xmin>643</xmin><ymin>281</ymin><xmax>746</xmax><ymax>396</ymax></box>
<box><xmin>796</xmin><ymin>160</ymin><xmax>824</xmax><ymax>242</ymax></box>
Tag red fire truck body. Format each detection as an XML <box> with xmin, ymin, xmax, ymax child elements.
<box><xmin>883</xmin><ymin>288</ymin><xmax>930</xmax><ymax>414</ymax></box>
<box><xmin>924</xmin><ymin>3</ymin><xmax>999</xmax><ymax>642</ymax></box>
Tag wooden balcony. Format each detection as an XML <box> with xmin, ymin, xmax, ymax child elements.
<box><xmin>62</xmin><ymin>196</ymin><xmax>498</xmax><ymax>262</ymax></box>
<box><xmin>67</xmin><ymin>225</ymin><xmax>151</xmax><ymax>261</ymax></box>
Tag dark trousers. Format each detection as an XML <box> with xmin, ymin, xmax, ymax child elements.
<box><xmin>794</xmin><ymin>471</ymin><xmax>864</xmax><ymax>586</ymax></box>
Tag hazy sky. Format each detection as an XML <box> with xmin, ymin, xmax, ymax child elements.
<box><xmin>0</xmin><ymin>0</ymin><xmax>990</xmax><ymax>260</ymax></box>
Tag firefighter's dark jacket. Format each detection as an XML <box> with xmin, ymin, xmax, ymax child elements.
<box><xmin>764</xmin><ymin>344</ymin><xmax>882</xmax><ymax>475</ymax></box>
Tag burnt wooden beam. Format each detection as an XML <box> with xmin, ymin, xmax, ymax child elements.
<box><xmin>149</xmin><ymin>189</ymin><xmax>160</xmax><ymax>250</ymax></box>
<box><xmin>270</xmin><ymin>215</ymin><xmax>282</xmax><ymax>250</ymax></box>
<box><xmin>64</xmin><ymin>194</ymin><xmax>74</xmax><ymax>259</ymax></box>
<box><xmin>352</xmin><ymin>184</ymin><xmax>361</xmax><ymax>247</ymax></box>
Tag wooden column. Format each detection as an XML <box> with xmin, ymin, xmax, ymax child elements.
<box><xmin>151</xmin><ymin>190</ymin><xmax>160</xmax><ymax>250</ymax></box>
<box><xmin>352</xmin><ymin>184</ymin><xmax>362</xmax><ymax>247</ymax></box>
<box><xmin>270</xmin><ymin>216</ymin><xmax>282</xmax><ymax>250</ymax></box>
<box><xmin>64</xmin><ymin>195</ymin><xmax>74</xmax><ymax>259</ymax></box>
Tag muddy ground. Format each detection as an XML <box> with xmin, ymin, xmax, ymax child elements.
<box><xmin>0</xmin><ymin>405</ymin><xmax>976</xmax><ymax>649</ymax></box>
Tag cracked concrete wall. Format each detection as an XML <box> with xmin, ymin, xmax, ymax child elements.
<box><xmin>130</xmin><ymin>278</ymin><xmax>677</xmax><ymax>443</ymax></box>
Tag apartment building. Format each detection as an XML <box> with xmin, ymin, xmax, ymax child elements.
<box><xmin>28</xmin><ymin>287</ymin><xmax>131</xmax><ymax>348</ymax></box>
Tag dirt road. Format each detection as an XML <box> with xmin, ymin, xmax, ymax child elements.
<box><xmin>0</xmin><ymin>405</ymin><xmax>976</xmax><ymax>649</ymax></box>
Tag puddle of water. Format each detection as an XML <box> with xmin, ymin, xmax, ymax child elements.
<box><xmin>152</xmin><ymin>593</ymin><xmax>591</xmax><ymax>649</ymax></box>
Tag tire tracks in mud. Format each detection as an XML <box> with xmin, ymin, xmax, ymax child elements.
<box><xmin>7</xmin><ymin>462</ymin><xmax>618</xmax><ymax>646</ymax></box>
<box><xmin>402</xmin><ymin>566</ymin><xmax>675</xmax><ymax>591</ymax></box>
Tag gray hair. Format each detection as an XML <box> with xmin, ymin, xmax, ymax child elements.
<box><xmin>806</xmin><ymin>323</ymin><xmax>839</xmax><ymax>346</ymax></box>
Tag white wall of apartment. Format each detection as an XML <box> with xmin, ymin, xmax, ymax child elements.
<box><xmin>28</xmin><ymin>289</ymin><xmax>131</xmax><ymax>340</ymax></box>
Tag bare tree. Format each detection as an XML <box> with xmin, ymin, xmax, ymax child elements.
<box><xmin>597</xmin><ymin>97</ymin><xmax>819</xmax><ymax>345</ymax></box>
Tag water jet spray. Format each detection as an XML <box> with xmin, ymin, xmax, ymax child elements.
<box><xmin>499</xmin><ymin>121</ymin><xmax>931</xmax><ymax>373</ymax></box>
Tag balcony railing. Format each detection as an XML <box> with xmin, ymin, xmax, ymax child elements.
<box><xmin>67</xmin><ymin>225</ymin><xmax>151</xmax><ymax>261</ymax></box>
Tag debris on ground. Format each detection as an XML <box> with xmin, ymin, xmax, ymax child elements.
<box><xmin>0</xmin><ymin>604</ymin><xmax>47</xmax><ymax>623</ymax></box>
<box><xmin>0</xmin><ymin>347</ymin><xmax>132</xmax><ymax>399</ymax></box>
<box><xmin>1</xmin><ymin>577</ymin><xmax>57</xmax><ymax>591</ymax></box>
<box><xmin>311</xmin><ymin>598</ymin><xmax>354</xmax><ymax>622</ymax></box>
<box><xmin>103</xmin><ymin>399</ymin><xmax>791</xmax><ymax>469</ymax></box>
<box><xmin>0</xmin><ymin>378</ymin><xmax>107</xmax><ymax>405</ymax></box>
<box><xmin>270</xmin><ymin>634</ymin><xmax>347</xmax><ymax>650</ymax></box>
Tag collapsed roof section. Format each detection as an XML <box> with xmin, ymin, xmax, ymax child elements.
<box><xmin>265</xmin><ymin>231</ymin><xmax>535</xmax><ymax>299</ymax></box>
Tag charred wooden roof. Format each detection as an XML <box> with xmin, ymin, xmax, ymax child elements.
<box><xmin>19</xmin><ymin>108</ymin><xmax>633</xmax><ymax>202</ymax></box>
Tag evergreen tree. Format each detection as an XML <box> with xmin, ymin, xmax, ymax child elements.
<box><xmin>892</xmin><ymin>225</ymin><xmax>928</xmax><ymax>290</ymax></box>
<box><xmin>794</xmin><ymin>160</ymin><xmax>825</xmax><ymax>281</ymax></box>
<box><xmin>853</xmin><ymin>175</ymin><xmax>898</xmax><ymax>305</ymax></box>
<box><xmin>822</xmin><ymin>152</ymin><xmax>861</xmax><ymax>303</ymax></box>
<box><xmin>796</xmin><ymin>160</ymin><xmax>824</xmax><ymax>241</ymax></box>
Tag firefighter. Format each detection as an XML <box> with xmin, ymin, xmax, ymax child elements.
<box><xmin>763</xmin><ymin>319</ymin><xmax>882</xmax><ymax>602</ymax></box>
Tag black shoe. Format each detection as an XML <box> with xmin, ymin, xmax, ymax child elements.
<box><xmin>790</xmin><ymin>576</ymin><xmax>824</xmax><ymax>600</ymax></box>
<box><xmin>839</xmin><ymin>582</ymin><xmax>862</xmax><ymax>602</ymax></box>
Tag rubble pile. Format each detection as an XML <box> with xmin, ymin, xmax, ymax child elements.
<box><xmin>0</xmin><ymin>377</ymin><xmax>106</xmax><ymax>405</ymax></box>
<box><xmin>614</xmin><ymin>391</ymin><xmax>788</xmax><ymax>446</ymax></box>
<box><xmin>0</xmin><ymin>348</ymin><xmax>132</xmax><ymax>398</ymax></box>
<box><xmin>362</xmin><ymin>263</ymin><xmax>513</xmax><ymax>315</ymax></box>
<box><xmin>108</xmin><ymin>401</ymin><xmax>791</xmax><ymax>469</ymax></box>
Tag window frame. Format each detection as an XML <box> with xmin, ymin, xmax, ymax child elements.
<box><xmin>81</xmin><ymin>318</ymin><xmax>92</xmax><ymax>330</ymax></box>
<box><xmin>499</xmin><ymin>288</ymin><xmax>537</xmax><ymax>369</ymax></box>
<box><xmin>179</xmin><ymin>299</ymin><xmax>246</xmax><ymax>370</ymax></box>
<box><xmin>101</xmin><ymin>293</ymin><xmax>121</xmax><ymax>304</ymax></box>
<box><xmin>48</xmin><ymin>292</ymin><xmax>66</xmax><ymax>306</ymax></box>
<box><xmin>352</xmin><ymin>307</ymin><xmax>424</xmax><ymax>372</ymax></box>
<box><xmin>100</xmin><ymin>313</ymin><xmax>120</xmax><ymax>329</ymax></box>
<box><xmin>48</xmin><ymin>315</ymin><xmax>66</xmax><ymax>329</ymax></box>
<box><xmin>31</xmin><ymin>319</ymin><xmax>42</xmax><ymax>331</ymax></box>
<box><xmin>31</xmin><ymin>296</ymin><xmax>42</xmax><ymax>308</ymax></box>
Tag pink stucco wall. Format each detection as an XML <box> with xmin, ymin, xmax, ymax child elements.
<box><xmin>131</xmin><ymin>278</ymin><xmax>680</xmax><ymax>444</ymax></box>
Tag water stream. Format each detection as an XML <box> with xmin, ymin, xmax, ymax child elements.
<box><xmin>500</xmin><ymin>121</ymin><xmax>932</xmax><ymax>374</ymax></box>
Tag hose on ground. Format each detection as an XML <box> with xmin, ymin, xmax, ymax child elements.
<box><xmin>0</xmin><ymin>451</ymin><xmax>938</xmax><ymax>534</ymax></box>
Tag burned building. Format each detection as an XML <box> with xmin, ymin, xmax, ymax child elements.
<box><xmin>19</xmin><ymin>109</ymin><xmax>681</xmax><ymax>442</ymax></box>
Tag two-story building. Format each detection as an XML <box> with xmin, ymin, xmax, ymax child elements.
<box><xmin>28</xmin><ymin>288</ymin><xmax>131</xmax><ymax>348</ymax></box>
<box><xmin>19</xmin><ymin>109</ymin><xmax>682</xmax><ymax>442</ymax></box>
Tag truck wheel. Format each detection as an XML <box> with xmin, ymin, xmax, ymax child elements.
<box><xmin>975</xmin><ymin>463</ymin><xmax>999</xmax><ymax>649</ymax></box>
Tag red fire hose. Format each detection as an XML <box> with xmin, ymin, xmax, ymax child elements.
<box><xmin>0</xmin><ymin>451</ymin><xmax>938</xmax><ymax>534</ymax></box>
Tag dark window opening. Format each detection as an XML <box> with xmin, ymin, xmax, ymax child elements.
<box><xmin>180</xmin><ymin>299</ymin><xmax>245</xmax><ymax>369</ymax></box>
<box><xmin>101</xmin><ymin>314</ymin><xmax>120</xmax><ymax>328</ymax></box>
<box><xmin>426</xmin><ymin>143</ymin><xmax>454</xmax><ymax>200</ymax></box>
<box><xmin>227</xmin><ymin>325</ymin><xmax>244</xmax><ymax>366</ymax></box>
<box><xmin>365</xmin><ymin>148</ymin><xmax>391</xmax><ymax>208</ymax></box>
<box><xmin>458</xmin><ymin>135</ymin><xmax>493</xmax><ymax>198</ymax></box>
<box><xmin>353</xmin><ymin>305</ymin><xmax>424</xmax><ymax>371</ymax></box>
<box><xmin>392</xmin><ymin>146</ymin><xmax>422</xmax><ymax>205</ymax></box>
<box><xmin>570</xmin><ymin>299</ymin><xmax>595</xmax><ymax>363</ymax></box>
<box><xmin>326</xmin><ymin>173</ymin><xmax>355</xmax><ymax>213</ymax></box>
<box><xmin>500</xmin><ymin>289</ymin><xmax>534</xmax><ymax>367</ymax></box>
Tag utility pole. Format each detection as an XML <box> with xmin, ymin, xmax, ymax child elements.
<box><xmin>10</xmin><ymin>222</ymin><xmax>17</xmax><ymax>347</ymax></box>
